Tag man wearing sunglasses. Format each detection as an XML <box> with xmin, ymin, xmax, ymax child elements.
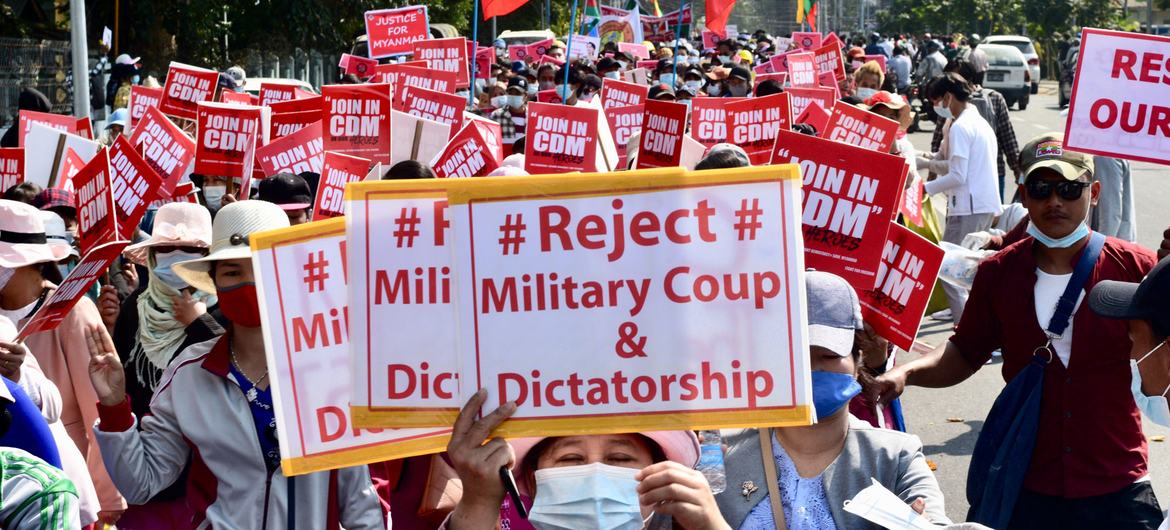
<box><xmin>870</xmin><ymin>133</ymin><xmax>1162</xmax><ymax>528</ymax></box>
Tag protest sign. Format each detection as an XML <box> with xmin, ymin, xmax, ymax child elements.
<box><xmin>159</xmin><ymin>62</ymin><xmax>219</xmax><ymax>120</ymax></box>
<box><xmin>271</xmin><ymin>96</ymin><xmax>322</xmax><ymax>115</ymax></box>
<box><xmin>431</xmin><ymin>121</ymin><xmax>504</xmax><ymax>178</ymax></box>
<box><xmin>536</xmin><ymin>89</ymin><xmax>563</xmax><ymax>104</ymax></box>
<box><xmin>636</xmin><ymin>60</ymin><xmax>659</xmax><ymax>71</ymax></box>
<box><xmin>623</xmin><ymin>68</ymin><xmax>650</xmax><ymax>86</ymax></box>
<box><xmin>109</xmin><ymin>136</ymin><xmax>164</xmax><ymax>239</ymax></box>
<box><xmin>73</xmin><ymin>150</ymin><xmax>117</xmax><ymax>256</ymax></box>
<box><xmin>256</xmin><ymin>122</ymin><xmax>324</xmax><ymax>177</ymax></box>
<box><xmin>473</xmin><ymin>46</ymin><xmax>495</xmax><ymax>80</ymax></box>
<box><xmin>23</xmin><ymin>124</ymin><xmax>100</xmax><ymax>190</ymax></box>
<box><xmin>770</xmin><ymin>52</ymin><xmax>792</xmax><ymax>74</ymax></box>
<box><xmin>818</xmin><ymin>71</ymin><xmax>842</xmax><ymax>98</ymax></box>
<box><xmin>821</xmin><ymin>102</ymin><xmax>899</xmax><ymax>152</ymax></box>
<box><xmin>537</xmin><ymin>55</ymin><xmax>567</xmax><ymax>69</ymax></box>
<box><xmin>690</xmin><ymin>97</ymin><xmax>742</xmax><ymax>149</ymax></box>
<box><xmin>606</xmin><ymin>104</ymin><xmax>645</xmax><ymax>169</ymax></box>
<box><xmin>726</xmin><ymin>93</ymin><xmax>791</xmax><ymax>165</ymax></box>
<box><xmin>259</xmin><ymin>83</ymin><xmax>301</xmax><ymax>107</ymax></box>
<box><xmin>823</xmin><ymin>32</ymin><xmax>842</xmax><ymax>49</ymax></box>
<box><xmin>813</xmin><ymin>42</ymin><xmax>846</xmax><ymax>81</ymax></box>
<box><xmin>128</xmin><ymin>86</ymin><xmax>163</xmax><ymax>130</ymax></box>
<box><xmin>787</xmin><ymin>52</ymin><xmax>818</xmax><ymax>87</ymax></box>
<box><xmin>270</xmin><ymin>109</ymin><xmax>320</xmax><ymax>140</ymax></box>
<box><xmin>900</xmin><ymin>173</ymin><xmax>925</xmax><ymax>227</ymax></box>
<box><xmin>313</xmin><ymin>152</ymin><xmax>370</xmax><ymax>220</ymax></box>
<box><xmin>702</xmin><ymin>30</ymin><xmax>725</xmax><ymax>50</ymax></box>
<box><xmin>792</xmin><ymin>32</ymin><xmax>823</xmax><ymax>51</ymax></box>
<box><xmin>636</xmin><ymin>100</ymin><xmax>688</xmax><ymax>169</ymax></box>
<box><xmin>346</xmin><ymin>180</ymin><xmax>462</xmax><ymax>426</ymax></box>
<box><xmin>507</xmin><ymin>45</ymin><xmax>529</xmax><ymax>63</ymax></box>
<box><xmin>618</xmin><ymin>42</ymin><xmax>651</xmax><ymax>60</ymax></box>
<box><xmin>322</xmin><ymin>84</ymin><xmax>392</xmax><ymax>165</ymax></box>
<box><xmin>447</xmin><ymin>166</ymin><xmax>813</xmax><ymax>436</ymax></box>
<box><xmin>524</xmin><ymin>102</ymin><xmax>609</xmax><ymax>174</ymax></box>
<box><xmin>526</xmin><ymin>39</ymin><xmax>555</xmax><ymax>60</ymax></box>
<box><xmin>129</xmin><ymin>106</ymin><xmax>196</xmax><ymax>195</ymax></box>
<box><xmin>568</xmin><ymin>36</ymin><xmax>601</xmax><ymax>60</ymax></box>
<box><xmin>796</xmin><ymin>100</ymin><xmax>833</xmax><ymax>132</ymax></box>
<box><xmin>16</xmin><ymin>111</ymin><xmax>84</xmax><ymax>147</ymax></box>
<box><xmin>1063</xmin><ymin>28</ymin><xmax>1170</xmax><ymax>164</ymax></box>
<box><xmin>753</xmin><ymin>73</ymin><xmax>788</xmax><ymax>94</ymax></box>
<box><xmin>679</xmin><ymin>135</ymin><xmax>707</xmax><ymax>170</ymax></box>
<box><xmin>148</xmin><ymin>181</ymin><xmax>199</xmax><ymax>210</ymax></box>
<box><xmin>0</xmin><ymin>148</ymin><xmax>21</xmax><ymax>191</ymax></box>
<box><xmin>54</xmin><ymin>148</ymin><xmax>84</xmax><ymax>193</ymax></box>
<box><xmin>862</xmin><ymin>55</ymin><xmax>887</xmax><ymax>71</ymax></box>
<box><xmin>413</xmin><ymin>38</ymin><xmax>471</xmax><ymax>89</ymax></box>
<box><xmin>754</xmin><ymin>62</ymin><xmax>775</xmax><ymax>75</ymax></box>
<box><xmin>251</xmin><ymin>219</ymin><xmax>450</xmax><ymax>474</ymax></box>
<box><xmin>400</xmin><ymin>86</ymin><xmax>465</xmax><ymax>136</ymax></box>
<box><xmin>339</xmin><ymin>53</ymin><xmax>378</xmax><ymax>78</ymax></box>
<box><xmin>858</xmin><ymin>224</ymin><xmax>943</xmax><ymax>351</ymax></box>
<box><xmin>383</xmin><ymin>66</ymin><xmax>458</xmax><ymax>108</ymax></box>
<box><xmin>219</xmin><ymin>90</ymin><xmax>257</xmax><ymax>106</ymax></box>
<box><xmin>601</xmin><ymin>79</ymin><xmax>649</xmax><ymax>110</ymax></box>
<box><xmin>389</xmin><ymin>110</ymin><xmax>451</xmax><ymax>166</ymax></box>
<box><xmin>771</xmin><ymin>128</ymin><xmax>905</xmax><ymax>289</ymax></box>
<box><xmin>787</xmin><ymin>86</ymin><xmax>836</xmax><ymax>119</ymax></box>
<box><xmin>364</xmin><ymin>6</ymin><xmax>429</xmax><ymax>59</ymax></box>
<box><xmin>195</xmin><ymin>102</ymin><xmax>267</xmax><ymax>179</ymax></box>
<box><xmin>17</xmin><ymin>241</ymin><xmax>129</xmax><ymax>341</ymax></box>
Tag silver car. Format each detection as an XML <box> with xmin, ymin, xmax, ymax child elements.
<box><xmin>979</xmin><ymin>44</ymin><xmax>1031</xmax><ymax>110</ymax></box>
<box><xmin>983</xmin><ymin>35</ymin><xmax>1041</xmax><ymax>94</ymax></box>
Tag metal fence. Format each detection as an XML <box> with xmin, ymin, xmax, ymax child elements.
<box><xmin>0</xmin><ymin>38</ymin><xmax>73</xmax><ymax>130</ymax></box>
<box><xmin>238</xmin><ymin>48</ymin><xmax>334</xmax><ymax>89</ymax></box>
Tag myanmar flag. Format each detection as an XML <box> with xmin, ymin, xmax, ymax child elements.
<box><xmin>795</xmin><ymin>0</ymin><xmax>818</xmax><ymax>31</ymax></box>
<box><xmin>581</xmin><ymin>0</ymin><xmax>601</xmax><ymax>35</ymax></box>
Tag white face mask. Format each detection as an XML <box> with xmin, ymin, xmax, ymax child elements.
<box><xmin>604</xmin><ymin>71</ymin><xmax>621</xmax><ymax>80</ymax></box>
<box><xmin>491</xmin><ymin>95</ymin><xmax>508</xmax><ymax>108</ymax></box>
<box><xmin>706</xmin><ymin>83</ymin><xmax>721</xmax><ymax>96</ymax></box>
<box><xmin>527</xmin><ymin>84</ymin><xmax>539</xmax><ymax>96</ymax></box>
<box><xmin>202</xmin><ymin>185</ymin><xmax>227</xmax><ymax>211</ymax></box>
<box><xmin>685</xmin><ymin>80</ymin><xmax>703</xmax><ymax>91</ymax></box>
<box><xmin>659</xmin><ymin>73</ymin><xmax>678</xmax><ymax>87</ymax></box>
<box><xmin>1131</xmin><ymin>342</ymin><xmax>1170</xmax><ymax>428</ymax></box>
<box><xmin>507</xmin><ymin>95</ymin><xmax>525</xmax><ymax>109</ymax></box>
<box><xmin>528</xmin><ymin>463</ymin><xmax>645</xmax><ymax>530</ymax></box>
<box><xmin>153</xmin><ymin>250</ymin><xmax>203</xmax><ymax>291</ymax></box>
<box><xmin>856</xmin><ymin>87</ymin><xmax>878</xmax><ymax>100</ymax></box>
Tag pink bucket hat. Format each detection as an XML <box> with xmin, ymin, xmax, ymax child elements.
<box><xmin>0</xmin><ymin>199</ymin><xmax>72</xmax><ymax>269</ymax></box>
<box><xmin>509</xmin><ymin>430</ymin><xmax>700</xmax><ymax>494</ymax></box>
<box><xmin>122</xmin><ymin>203</ymin><xmax>213</xmax><ymax>266</ymax></box>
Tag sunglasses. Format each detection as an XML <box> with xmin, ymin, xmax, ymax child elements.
<box><xmin>1025</xmin><ymin>179</ymin><xmax>1089</xmax><ymax>201</ymax></box>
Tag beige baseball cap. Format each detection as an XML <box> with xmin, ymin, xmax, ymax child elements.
<box><xmin>1017</xmin><ymin>132</ymin><xmax>1094</xmax><ymax>184</ymax></box>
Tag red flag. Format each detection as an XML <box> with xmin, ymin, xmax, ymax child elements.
<box><xmin>483</xmin><ymin>0</ymin><xmax>528</xmax><ymax>19</ymax></box>
<box><xmin>706</xmin><ymin>0</ymin><xmax>736</xmax><ymax>34</ymax></box>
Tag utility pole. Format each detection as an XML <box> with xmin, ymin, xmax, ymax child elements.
<box><xmin>69</xmin><ymin>0</ymin><xmax>90</xmax><ymax>119</ymax></box>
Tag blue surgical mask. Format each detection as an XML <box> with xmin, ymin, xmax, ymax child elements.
<box><xmin>132</xmin><ymin>75</ymin><xmax>141</xmax><ymax>84</ymax></box>
<box><xmin>685</xmin><ymin>80</ymin><xmax>703</xmax><ymax>91</ymax></box>
<box><xmin>605</xmin><ymin>71</ymin><xmax>621</xmax><ymax>80</ymax></box>
<box><xmin>659</xmin><ymin>73</ymin><xmax>678</xmax><ymax>87</ymax></box>
<box><xmin>933</xmin><ymin>104</ymin><xmax>953</xmax><ymax>120</ymax></box>
<box><xmin>528</xmin><ymin>463</ymin><xmax>645</xmax><ymax>530</ymax></box>
<box><xmin>812</xmin><ymin>370</ymin><xmax>862</xmax><ymax>420</ymax></box>
<box><xmin>856</xmin><ymin>87</ymin><xmax>878</xmax><ymax>100</ymax></box>
<box><xmin>1026</xmin><ymin>221</ymin><xmax>1090</xmax><ymax>249</ymax></box>
<box><xmin>507</xmin><ymin>95</ymin><xmax>525</xmax><ymax>109</ymax></box>
<box><xmin>1131</xmin><ymin>343</ymin><xmax>1170</xmax><ymax>428</ymax></box>
<box><xmin>527</xmin><ymin>84</ymin><xmax>539</xmax><ymax>96</ymax></box>
<box><xmin>153</xmin><ymin>250</ymin><xmax>204</xmax><ymax>291</ymax></box>
<box><xmin>491</xmin><ymin>95</ymin><xmax>508</xmax><ymax>108</ymax></box>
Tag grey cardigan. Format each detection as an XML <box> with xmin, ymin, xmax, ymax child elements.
<box><xmin>714</xmin><ymin>417</ymin><xmax>952</xmax><ymax>529</ymax></box>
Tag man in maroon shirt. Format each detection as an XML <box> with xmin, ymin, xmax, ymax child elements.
<box><xmin>869</xmin><ymin>133</ymin><xmax>1162</xmax><ymax>529</ymax></box>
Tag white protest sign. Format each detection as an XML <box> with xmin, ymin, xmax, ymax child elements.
<box><xmin>23</xmin><ymin>123</ymin><xmax>100</xmax><ymax>189</ymax></box>
<box><xmin>252</xmin><ymin>218</ymin><xmax>450</xmax><ymax>475</ymax></box>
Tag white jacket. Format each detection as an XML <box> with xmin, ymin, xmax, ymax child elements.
<box><xmin>923</xmin><ymin>106</ymin><xmax>1003</xmax><ymax>217</ymax></box>
<box><xmin>93</xmin><ymin>334</ymin><xmax>384</xmax><ymax>530</ymax></box>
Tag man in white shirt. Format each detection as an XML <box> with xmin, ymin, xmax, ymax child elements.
<box><xmin>924</xmin><ymin>73</ymin><xmax>1002</xmax><ymax>322</ymax></box>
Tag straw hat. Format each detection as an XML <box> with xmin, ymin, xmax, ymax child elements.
<box><xmin>860</xmin><ymin>91</ymin><xmax>915</xmax><ymax>130</ymax></box>
<box><xmin>171</xmin><ymin>201</ymin><xmax>289</xmax><ymax>294</ymax></box>
<box><xmin>38</xmin><ymin>211</ymin><xmax>78</xmax><ymax>260</ymax></box>
<box><xmin>509</xmin><ymin>431</ymin><xmax>699</xmax><ymax>494</ymax></box>
<box><xmin>0</xmin><ymin>200</ymin><xmax>72</xmax><ymax>269</ymax></box>
<box><xmin>123</xmin><ymin>203</ymin><xmax>213</xmax><ymax>266</ymax></box>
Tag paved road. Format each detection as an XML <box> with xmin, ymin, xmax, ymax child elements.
<box><xmin>900</xmin><ymin>86</ymin><xmax>1170</xmax><ymax>523</ymax></box>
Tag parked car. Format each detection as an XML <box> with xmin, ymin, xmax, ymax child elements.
<box><xmin>979</xmin><ymin>43</ymin><xmax>1030</xmax><ymax>110</ymax></box>
<box><xmin>983</xmin><ymin>35</ymin><xmax>1040</xmax><ymax>94</ymax></box>
<box><xmin>498</xmin><ymin>29</ymin><xmax>557</xmax><ymax>48</ymax></box>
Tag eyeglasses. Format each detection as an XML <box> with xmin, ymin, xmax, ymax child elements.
<box><xmin>1025</xmin><ymin>179</ymin><xmax>1090</xmax><ymax>201</ymax></box>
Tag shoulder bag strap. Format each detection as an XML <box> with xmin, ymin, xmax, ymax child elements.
<box><xmin>1045</xmin><ymin>232</ymin><xmax>1106</xmax><ymax>339</ymax></box>
<box><xmin>759</xmin><ymin>428</ymin><xmax>789</xmax><ymax>530</ymax></box>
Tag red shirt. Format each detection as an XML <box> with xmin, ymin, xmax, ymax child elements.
<box><xmin>950</xmin><ymin>235</ymin><xmax>1157</xmax><ymax>499</ymax></box>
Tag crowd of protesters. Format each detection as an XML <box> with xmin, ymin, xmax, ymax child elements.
<box><xmin>0</xmin><ymin>22</ymin><xmax>1167</xmax><ymax>530</ymax></box>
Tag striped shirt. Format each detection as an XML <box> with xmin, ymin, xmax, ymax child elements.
<box><xmin>0</xmin><ymin>448</ymin><xmax>79</xmax><ymax>530</ymax></box>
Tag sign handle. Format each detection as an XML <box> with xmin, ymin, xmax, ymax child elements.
<box><xmin>469</xmin><ymin>0</ymin><xmax>480</xmax><ymax>107</ymax></box>
<box><xmin>563</xmin><ymin>0</ymin><xmax>580</xmax><ymax>104</ymax></box>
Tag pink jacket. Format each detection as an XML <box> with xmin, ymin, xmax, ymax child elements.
<box><xmin>22</xmin><ymin>282</ymin><xmax>126</xmax><ymax>513</ymax></box>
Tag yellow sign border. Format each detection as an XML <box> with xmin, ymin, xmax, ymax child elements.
<box><xmin>351</xmin><ymin>407</ymin><xmax>460</xmax><ymax>429</ymax></box>
<box><xmin>280</xmin><ymin>431</ymin><xmax>451</xmax><ymax>476</ymax></box>
<box><xmin>486</xmin><ymin>406</ymin><xmax>814</xmax><ymax>439</ymax></box>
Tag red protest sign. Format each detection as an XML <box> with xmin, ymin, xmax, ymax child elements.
<box><xmin>537</xmin><ymin>89</ymin><xmax>563</xmax><ymax>104</ymax></box>
<box><xmin>159</xmin><ymin>62</ymin><xmax>219</xmax><ymax>120</ymax></box>
<box><xmin>524</xmin><ymin>102</ymin><xmax>602</xmax><ymax>174</ymax></box>
<box><xmin>702</xmin><ymin>30</ymin><xmax>725</xmax><ymax>50</ymax></box>
<box><xmin>537</xmin><ymin>55</ymin><xmax>565</xmax><ymax>67</ymax></box>
<box><xmin>413</xmin><ymin>37</ymin><xmax>470</xmax><ymax>89</ymax></box>
<box><xmin>74</xmin><ymin>150</ymin><xmax>118</xmax><ymax>256</ymax></box>
<box><xmin>474</xmin><ymin>46</ymin><xmax>495</xmax><ymax>80</ymax></box>
<box><xmin>788</xmin><ymin>52</ymin><xmax>818</xmax><ymax>87</ymax></box>
<box><xmin>55</xmin><ymin>148</ymin><xmax>84</xmax><ymax>193</ymax></box>
<box><xmin>813</xmin><ymin>42</ymin><xmax>846</xmax><ymax>81</ymax></box>
<box><xmin>601</xmin><ymin>79</ymin><xmax>649</xmax><ymax>109</ymax></box>
<box><xmin>195</xmin><ymin>102</ymin><xmax>265</xmax><ymax>179</ymax></box>
<box><xmin>754</xmin><ymin>62</ymin><xmax>775</xmax><ymax>75</ymax></box>
<box><xmin>109</xmin><ymin>135</ymin><xmax>164</xmax><ymax>239</ymax></box>
<box><xmin>859</xmin><ymin>224</ymin><xmax>944</xmax><ymax>351</ymax></box>
<box><xmin>321</xmin><ymin>84</ymin><xmax>392</xmax><ymax>165</ymax></box>
<box><xmin>0</xmin><ymin>148</ymin><xmax>22</xmax><ymax>191</ymax></box>
<box><xmin>618</xmin><ymin>42</ymin><xmax>651</xmax><ymax>60</ymax></box>
<box><xmin>507</xmin><ymin>45</ymin><xmax>528</xmax><ymax>64</ymax></box>
<box><xmin>900</xmin><ymin>173</ymin><xmax>925</xmax><ymax>226</ymax></box>
<box><xmin>256</xmin><ymin>121</ymin><xmax>324</xmax><ymax>177</ymax></box>
<box><xmin>823</xmin><ymin>33</ymin><xmax>842</xmax><ymax>50</ymax></box>
<box><xmin>821</xmin><ymin>103</ymin><xmax>899</xmax><ymax>152</ymax></box>
<box><xmin>364</xmin><ymin>6</ymin><xmax>429</xmax><ymax>59</ymax></box>
<box><xmin>400</xmin><ymin>86</ymin><xmax>466</xmax><ymax>136</ymax></box>
<box><xmin>788</xmin><ymin>87</ymin><xmax>836</xmax><ymax>120</ymax></box>
<box><xmin>636</xmin><ymin>60</ymin><xmax>659</xmax><ymax>71</ymax></box>
<box><xmin>636</xmin><ymin>100</ymin><xmax>688</xmax><ymax>169</ymax></box>
<box><xmin>796</xmin><ymin>100</ymin><xmax>833</xmax><ymax>132</ymax></box>
<box><xmin>382</xmin><ymin>65</ymin><xmax>458</xmax><ymax>108</ymax></box>
<box><xmin>17</xmin><ymin>111</ymin><xmax>82</xmax><ymax>147</ymax></box>
<box><xmin>605</xmin><ymin>104</ymin><xmax>644</xmax><ymax>169</ymax></box>
<box><xmin>862</xmin><ymin>55</ymin><xmax>887</xmax><ymax>71</ymax></box>
<box><xmin>771</xmin><ymin>128</ymin><xmax>906</xmax><ymax>289</ymax></box>
<box><xmin>526</xmin><ymin>39</ymin><xmax>555</xmax><ymax>60</ymax></box>
<box><xmin>270</xmin><ymin>109</ymin><xmax>321</xmax><ymax>140</ymax></box>
<box><xmin>753</xmin><ymin>73</ymin><xmax>788</xmax><ymax>95</ymax></box>
<box><xmin>313</xmin><ymin>151</ymin><xmax>371</xmax><ymax>219</ymax></box>
<box><xmin>219</xmin><ymin>90</ymin><xmax>258</xmax><ymax>106</ymax></box>
<box><xmin>148</xmin><ymin>181</ymin><xmax>198</xmax><ymax>210</ymax></box>
<box><xmin>128</xmin><ymin>86</ymin><xmax>164</xmax><ymax>130</ymax></box>
<box><xmin>690</xmin><ymin>97</ymin><xmax>742</xmax><ymax>149</ymax></box>
<box><xmin>792</xmin><ymin>32</ymin><xmax>823</xmax><ymax>51</ymax></box>
<box><xmin>432</xmin><ymin>121</ymin><xmax>504</xmax><ymax>178</ymax></box>
<box><xmin>270</xmin><ymin>96</ymin><xmax>322</xmax><ymax>115</ymax></box>
<box><xmin>726</xmin><ymin>93</ymin><xmax>791</xmax><ymax>165</ymax></box>
<box><xmin>129</xmin><ymin>106</ymin><xmax>196</xmax><ymax>195</ymax></box>
<box><xmin>17</xmin><ymin>241</ymin><xmax>129</xmax><ymax>341</ymax></box>
<box><xmin>818</xmin><ymin>71</ymin><xmax>841</xmax><ymax>99</ymax></box>
<box><xmin>770</xmin><ymin>52</ymin><xmax>792</xmax><ymax>74</ymax></box>
<box><xmin>339</xmin><ymin>53</ymin><xmax>378</xmax><ymax>78</ymax></box>
<box><xmin>259</xmin><ymin>83</ymin><xmax>300</xmax><ymax>107</ymax></box>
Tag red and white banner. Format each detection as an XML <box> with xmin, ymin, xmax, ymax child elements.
<box><xmin>771</xmin><ymin>128</ymin><xmax>905</xmax><ymax>289</ymax></box>
<box><xmin>17</xmin><ymin>111</ymin><xmax>85</xmax><ymax>147</ymax></box>
<box><xmin>195</xmin><ymin>102</ymin><xmax>266</xmax><ymax>179</ymax></box>
<box><xmin>432</xmin><ymin>121</ymin><xmax>504</xmax><ymax>178</ymax></box>
<box><xmin>524</xmin><ymin>102</ymin><xmax>602</xmax><ymax>174</ymax></box>
<box><xmin>400</xmin><ymin>86</ymin><xmax>466</xmax><ymax>136</ymax></box>
<box><xmin>322</xmin><ymin>84</ymin><xmax>392</xmax><ymax>165</ymax></box>
<box><xmin>792</xmin><ymin>32</ymin><xmax>823</xmax><ymax>51</ymax></box>
<box><xmin>787</xmin><ymin>52</ymin><xmax>818</xmax><ymax>87</ymax></box>
<box><xmin>128</xmin><ymin>86</ymin><xmax>164</xmax><ymax>130</ymax></box>
<box><xmin>1063</xmin><ymin>28</ymin><xmax>1170</xmax><ymax>165</ymax></box>
<box><xmin>636</xmin><ymin>99</ymin><xmax>688</xmax><ymax>169</ymax></box>
<box><xmin>821</xmin><ymin>102</ymin><xmax>899</xmax><ymax>153</ymax></box>
<box><xmin>17</xmin><ymin>241</ymin><xmax>129</xmax><ymax>341</ymax></box>
<box><xmin>413</xmin><ymin>38</ymin><xmax>471</xmax><ymax>89</ymax></box>
<box><xmin>606</xmin><ymin>104</ymin><xmax>644</xmax><ymax>169</ymax></box>
<box><xmin>129</xmin><ymin>106</ymin><xmax>196</xmax><ymax>195</ymax></box>
<box><xmin>364</xmin><ymin>6</ymin><xmax>430</xmax><ymax>59</ymax></box>
<box><xmin>109</xmin><ymin>135</ymin><xmax>164</xmax><ymax>239</ymax></box>
<box><xmin>313</xmin><ymin>151</ymin><xmax>371</xmax><ymax>220</ymax></box>
<box><xmin>0</xmin><ymin>148</ymin><xmax>22</xmax><ymax>191</ymax></box>
<box><xmin>339</xmin><ymin>53</ymin><xmax>379</xmax><ymax>78</ymax></box>
<box><xmin>813</xmin><ymin>42</ymin><xmax>846</xmax><ymax>81</ymax></box>
<box><xmin>690</xmin><ymin>97</ymin><xmax>742</xmax><ymax>149</ymax></box>
<box><xmin>725</xmin><ymin>93</ymin><xmax>791</xmax><ymax>165</ymax></box>
<box><xmin>256</xmin><ymin>122</ymin><xmax>325</xmax><ymax>177</ymax></box>
<box><xmin>74</xmin><ymin>150</ymin><xmax>118</xmax><ymax>256</ymax></box>
<box><xmin>159</xmin><ymin>62</ymin><xmax>219</xmax><ymax>120</ymax></box>
<box><xmin>601</xmin><ymin>79</ymin><xmax>649</xmax><ymax>110</ymax></box>
<box><xmin>859</xmin><ymin>224</ymin><xmax>944</xmax><ymax>351</ymax></box>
